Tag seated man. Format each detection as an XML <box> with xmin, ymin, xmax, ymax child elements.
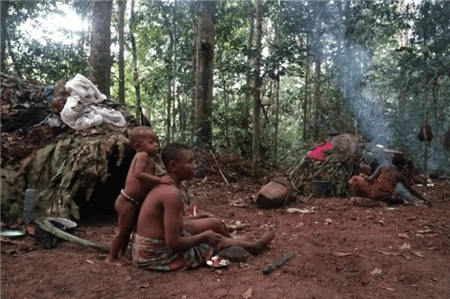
<box><xmin>131</xmin><ymin>143</ymin><xmax>275</xmax><ymax>271</ymax></box>
<box><xmin>348</xmin><ymin>155</ymin><xmax>427</xmax><ymax>205</ymax></box>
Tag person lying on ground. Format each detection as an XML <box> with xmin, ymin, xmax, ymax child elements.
<box><xmin>106</xmin><ymin>126</ymin><xmax>172</xmax><ymax>266</ymax></box>
<box><xmin>348</xmin><ymin>155</ymin><xmax>427</xmax><ymax>205</ymax></box>
<box><xmin>359</xmin><ymin>164</ymin><xmax>372</xmax><ymax>179</ymax></box>
<box><xmin>131</xmin><ymin>143</ymin><xmax>275</xmax><ymax>271</ymax></box>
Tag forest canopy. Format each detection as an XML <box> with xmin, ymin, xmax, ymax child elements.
<box><xmin>1</xmin><ymin>0</ymin><xmax>449</xmax><ymax>175</ymax></box>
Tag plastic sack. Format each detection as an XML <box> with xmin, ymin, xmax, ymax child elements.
<box><xmin>60</xmin><ymin>74</ymin><xmax>126</xmax><ymax>130</ymax></box>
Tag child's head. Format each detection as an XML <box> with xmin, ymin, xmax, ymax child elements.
<box><xmin>360</xmin><ymin>164</ymin><xmax>371</xmax><ymax>175</ymax></box>
<box><xmin>162</xmin><ymin>143</ymin><xmax>195</xmax><ymax>180</ymax></box>
<box><xmin>406</xmin><ymin>160</ymin><xmax>415</xmax><ymax>168</ymax></box>
<box><xmin>392</xmin><ymin>155</ymin><xmax>407</xmax><ymax>171</ymax></box>
<box><xmin>129</xmin><ymin>126</ymin><xmax>159</xmax><ymax>157</ymax></box>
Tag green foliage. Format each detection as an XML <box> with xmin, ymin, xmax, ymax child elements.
<box><xmin>17</xmin><ymin>39</ymin><xmax>88</xmax><ymax>82</ymax></box>
<box><xmin>5</xmin><ymin>0</ymin><xmax>450</xmax><ymax>176</ymax></box>
<box><xmin>2</xmin><ymin>1</ymin><xmax>88</xmax><ymax>82</ymax></box>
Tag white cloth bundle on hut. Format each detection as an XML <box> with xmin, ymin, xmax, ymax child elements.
<box><xmin>61</xmin><ymin>74</ymin><xmax>126</xmax><ymax>130</ymax></box>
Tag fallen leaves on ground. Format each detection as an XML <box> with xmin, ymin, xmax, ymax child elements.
<box><xmin>333</xmin><ymin>252</ymin><xmax>353</xmax><ymax>257</ymax></box>
<box><xmin>398</xmin><ymin>233</ymin><xmax>409</xmax><ymax>239</ymax></box>
<box><xmin>399</xmin><ymin>243</ymin><xmax>411</xmax><ymax>250</ymax></box>
<box><xmin>370</xmin><ymin>268</ymin><xmax>382</xmax><ymax>275</ymax></box>
<box><xmin>242</xmin><ymin>287</ymin><xmax>252</xmax><ymax>299</ymax></box>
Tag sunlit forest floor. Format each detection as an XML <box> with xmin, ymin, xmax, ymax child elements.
<box><xmin>2</xmin><ymin>174</ymin><xmax>450</xmax><ymax>299</ymax></box>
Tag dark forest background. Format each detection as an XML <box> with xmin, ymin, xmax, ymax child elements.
<box><xmin>1</xmin><ymin>0</ymin><xmax>449</xmax><ymax>176</ymax></box>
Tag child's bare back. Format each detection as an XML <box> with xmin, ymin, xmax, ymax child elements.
<box><xmin>122</xmin><ymin>153</ymin><xmax>158</xmax><ymax>201</ymax></box>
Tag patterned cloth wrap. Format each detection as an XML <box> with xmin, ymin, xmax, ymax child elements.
<box><xmin>131</xmin><ymin>230</ymin><xmax>214</xmax><ymax>271</ymax></box>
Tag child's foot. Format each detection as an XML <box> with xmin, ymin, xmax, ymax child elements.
<box><xmin>105</xmin><ymin>256</ymin><xmax>129</xmax><ymax>266</ymax></box>
<box><xmin>234</xmin><ymin>233</ymin><xmax>252</xmax><ymax>241</ymax></box>
<box><xmin>251</xmin><ymin>229</ymin><xmax>276</xmax><ymax>253</ymax></box>
<box><xmin>119</xmin><ymin>255</ymin><xmax>131</xmax><ymax>265</ymax></box>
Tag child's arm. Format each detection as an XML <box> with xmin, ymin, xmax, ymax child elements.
<box><xmin>399</xmin><ymin>175</ymin><xmax>427</xmax><ymax>202</ymax></box>
<box><xmin>365</xmin><ymin>166</ymin><xmax>381</xmax><ymax>182</ymax></box>
<box><xmin>134</xmin><ymin>152</ymin><xmax>172</xmax><ymax>185</ymax></box>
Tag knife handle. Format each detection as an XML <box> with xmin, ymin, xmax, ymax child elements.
<box><xmin>262</xmin><ymin>264</ymin><xmax>277</xmax><ymax>274</ymax></box>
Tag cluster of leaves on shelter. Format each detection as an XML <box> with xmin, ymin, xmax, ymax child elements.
<box><xmin>1</xmin><ymin>125</ymin><xmax>134</xmax><ymax>223</ymax></box>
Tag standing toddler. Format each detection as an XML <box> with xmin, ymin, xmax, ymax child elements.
<box><xmin>106</xmin><ymin>126</ymin><xmax>171</xmax><ymax>265</ymax></box>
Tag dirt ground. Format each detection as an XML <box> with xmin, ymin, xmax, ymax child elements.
<box><xmin>2</xmin><ymin>175</ymin><xmax>450</xmax><ymax>299</ymax></box>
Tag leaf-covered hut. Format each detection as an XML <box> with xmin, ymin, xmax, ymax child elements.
<box><xmin>289</xmin><ymin>134</ymin><xmax>392</xmax><ymax>197</ymax></box>
<box><xmin>1</xmin><ymin>73</ymin><xmax>136</xmax><ymax>224</ymax></box>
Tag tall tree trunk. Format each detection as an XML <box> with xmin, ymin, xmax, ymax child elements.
<box><xmin>422</xmin><ymin>0</ymin><xmax>429</xmax><ymax>176</ymax></box>
<box><xmin>313</xmin><ymin>54</ymin><xmax>321</xmax><ymax>139</ymax></box>
<box><xmin>244</xmin><ymin>1</ymin><xmax>255</xmax><ymax>129</ymax></box>
<box><xmin>191</xmin><ymin>9</ymin><xmax>198</xmax><ymax>136</ymax></box>
<box><xmin>303</xmin><ymin>35</ymin><xmax>310</xmax><ymax>143</ymax></box>
<box><xmin>241</xmin><ymin>1</ymin><xmax>255</xmax><ymax>158</ymax></box>
<box><xmin>178</xmin><ymin>90</ymin><xmax>184</xmax><ymax>141</ymax></box>
<box><xmin>1</xmin><ymin>1</ymin><xmax>21</xmax><ymax>78</ymax></box>
<box><xmin>336</xmin><ymin>1</ymin><xmax>343</xmax><ymax>76</ymax></box>
<box><xmin>194</xmin><ymin>1</ymin><xmax>216</xmax><ymax>148</ymax></box>
<box><xmin>398</xmin><ymin>0</ymin><xmax>409</xmax><ymax>48</ymax></box>
<box><xmin>117</xmin><ymin>0</ymin><xmax>126</xmax><ymax>105</ymax></box>
<box><xmin>252</xmin><ymin>0</ymin><xmax>263</xmax><ymax>179</ymax></box>
<box><xmin>173</xmin><ymin>0</ymin><xmax>179</xmax><ymax>141</ymax></box>
<box><xmin>166</xmin><ymin>10</ymin><xmax>174</xmax><ymax>145</ymax></box>
<box><xmin>180</xmin><ymin>93</ymin><xmax>186</xmax><ymax>141</ymax></box>
<box><xmin>89</xmin><ymin>0</ymin><xmax>113</xmax><ymax>99</ymax></box>
<box><xmin>130</xmin><ymin>0</ymin><xmax>141</xmax><ymax>125</ymax></box>
<box><xmin>273</xmin><ymin>1</ymin><xmax>281</xmax><ymax>167</ymax></box>
<box><xmin>1</xmin><ymin>1</ymin><xmax>10</xmax><ymax>72</ymax></box>
<box><xmin>274</xmin><ymin>78</ymin><xmax>280</xmax><ymax>167</ymax></box>
<box><xmin>398</xmin><ymin>68</ymin><xmax>406</xmax><ymax>124</ymax></box>
<box><xmin>166</xmin><ymin>81</ymin><xmax>172</xmax><ymax>144</ymax></box>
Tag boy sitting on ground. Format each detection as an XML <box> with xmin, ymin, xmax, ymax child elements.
<box><xmin>106</xmin><ymin>126</ymin><xmax>172</xmax><ymax>266</ymax></box>
<box><xmin>131</xmin><ymin>143</ymin><xmax>275</xmax><ymax>271</ymax></box>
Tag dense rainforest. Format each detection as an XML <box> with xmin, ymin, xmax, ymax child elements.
<box><xmin>1</xmin><ymin>0</ymin><xmax>449</xmax><ymax>176</ymax></box>
<box><xmin>2</xmin><ymin>3</ymin><xmax>450</xmax><ymax>298</ymax></box>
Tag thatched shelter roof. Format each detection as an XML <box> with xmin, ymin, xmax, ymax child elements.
<box><xmin>1</xmin><ymin>73</ymin><xmax>136</xmax><ymax>224</ymax></box>
<box><xmin>289</xmin><ymin>134</ymin><xmax>396</xmax><ymax>197</ymax></box>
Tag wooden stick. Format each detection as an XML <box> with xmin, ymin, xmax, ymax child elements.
<box><xmin>35</xmin><ymin>217</ymin><xmax>109</xmax><ymax>252</ymax></box>
<box><xmin>209</xmin><ymin>150</ymin><xmax>230</xmax><ymax>187</ymax></box>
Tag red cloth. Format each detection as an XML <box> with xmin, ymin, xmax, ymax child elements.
<box><xmin>309</xmin><ymin>142</ymin><xmax>333</xmax><ymax>162</ymax></box>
